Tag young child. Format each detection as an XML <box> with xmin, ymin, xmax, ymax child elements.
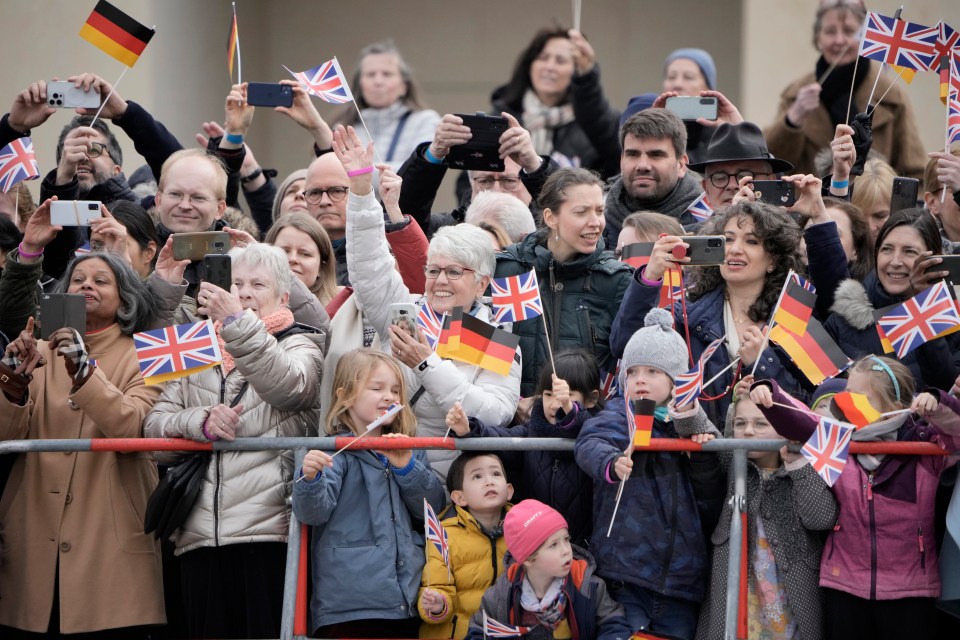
<box><xmin>418</xmin><ymin>451</ymin><xmax>514</xmax><ymax>639</ymax></box>
<box><xmin>574</xmin><ymin>308</ymin><xmax>718</xmax><ymax>640</ymax></box>
<box><xmin>752</xmin><ymin>355</ymin><xmax>960</xmax><ymax>640</ymax></box>
<box><xmin>682</xmin><ymin>375</ymin><xmax>838</xmax><ymax>640</ymax></box>
<box><xmin>446</xmin><ymin>349</ymin><xmax>602</xmax><ymax>547</ymax></box>
<box><xmin>464</xmin><ymin>499</ymin><xmax>631</xmax><ymax>640</ymax></box>
<box><xmin>292</xmin><ymin>348</ymin><xmax>446</xmax><ymax>639</ymax></box>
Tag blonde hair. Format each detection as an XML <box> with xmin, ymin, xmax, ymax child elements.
<box><xmin>266</xmin><ymin>212</ymin><xmax>339</xmax><ymax>306</ymax></box>
<box><xmin>324</xmin><ymin>349</ymin><xmax>417</xmax><ymax>436</ymax></box>
<box><xmin>849</xmin><ymin>355</ymin><xmax>914</xmax><ymax>411</ymax></box>
<box><xmin>159</xmin><ymin>148</ymin><xmax>228</xmax><ymax>201</ymax></box>
<box><xmin>851</xmin><ymin>158</ymin><xmax>896</xmax><ymax>216</ymax></box>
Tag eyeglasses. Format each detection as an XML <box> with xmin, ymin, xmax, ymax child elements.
<box><xmin>302</xmin><ymin>186</ymin><xmax>349</xmax><ymax>205</ymax></box>
<box><xmin>86</xmin><ymin>142</ymin><xmax>108</xmax><ymax>159</ymax></box>
<box><xmin>708</xmin><ymin>170</ymin><xmax>773</xmax><ymax>189</ymax></box>
<box><xmin>161</xmin><ymin>191</ymin><xmax>215</xmax><ymax>206</ymax></box>
<box><xmin>732</xmin><ymin>418</ymin><xmax>774</xmax><ymax>433</ymax></box>
<box><xmin>423</xmin><ymin>264</ymin><xmax>476</xmax><ymax>280</ymax></box>
<box><xmin>472</xmin><ymin>176</ymin><xmax>521</xmax><ymax>191</ymax></box>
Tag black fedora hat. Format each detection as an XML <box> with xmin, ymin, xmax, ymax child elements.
<box><xmin>687</xmin><ymin>122</ymin><xmax>793</xmax><ymax>174</ymax></box>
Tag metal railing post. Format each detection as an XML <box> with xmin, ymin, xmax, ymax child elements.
<box><xmin>280</xmin><ymin>447</ymin><xmax>306</xmax><ymax>640</ymax></box>
<box><xmin>724</xmin><ymin>448</ymin><xmax>748</xmax><ymax>640</ymax></box>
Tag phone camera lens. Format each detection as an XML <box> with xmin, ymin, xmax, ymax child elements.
<box><xmin>55</xmin><ymin>99</ymin><xmax>63</xmax><ymax>106</ymax></box>
<box><xmin>700</xmin><ymin>98</ymin><xmax>712</xmax><ymax>105</ymax></box>
<box><xmin>214</xmin><ymin>242</ymin><xmax>224</xmax><ymax>248</ymax></box>
<box><xmin>709</xmin><ymin>239</ymin><xmax>722</xmax><ymax>248</ymax></box>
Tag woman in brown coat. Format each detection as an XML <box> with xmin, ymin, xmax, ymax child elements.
<box><xmin>0</xmin><ymin>248</ymin><xmax>172</xmax><ymax>637</ymax></box>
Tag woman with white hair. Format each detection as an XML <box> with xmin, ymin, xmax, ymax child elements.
<box><xmin>338</xmin><ymin>125</ymin><xmax>521</xmax><ymax>481</ymax></box>
<box><xmin>144</xmin><ymin>242</ymin><xmax>327</xmax><ymax>639</ymax></box>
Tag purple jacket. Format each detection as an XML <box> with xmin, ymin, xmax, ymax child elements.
<box><xmin>755</xmin><ymin>382</ymin><xmax>960</xmax><ymax>600</ymax></box>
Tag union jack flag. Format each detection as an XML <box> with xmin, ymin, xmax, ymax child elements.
<box><xmin>483</xmin><ymin>611</ymin><xmax>530</xmax><ymax>638</ymax></box>
<box><xmin>877</xmin><ymin>280</ymin><xmax>960</xmax><ymax>358</ymax></box>
<box><xmin>490</xmin><ymin>271</ymin><xmax>543</xmax><ymax>323</ymax></box>
<box><xmin>859</xmin><ymin>11</ymin><xmax>938</xmax><ymax>72</ymax></box>
<box><xmin>950</xmin><ymin>49</ymin><xmax>960</xmax><ymax>99</ymax></box>
<box><xmin>790</xmin><ymin>272</ymin><xmax>816</xmax><ymax>294</ymax></box>
<box><xmin>950</xmin><ymin>96</ymin><xmax>960</xmax><ymax>145</ymax></box>
<box><xmin>284</xmin><ymin>57</ymin><xmax>354</xmax><ymax>104</ymax></box>
<box><xmin>0</xmin><ymin>137</ymin><xmax>40</xmax><ymax>193</ymax></box>
<box><xmin>686</xmin><ymin>192</ymin><xmax>714</xmax><ymax>223</ymax></box>
<box><xmin>133</xmin><ymin>320</ymin><xmax>222</xmax><ymax>382</ymax></box>
<box><xmin>802</xmin><ymin>417</ymin><xmax>855</xmax><ymax>487</ymax></box>
<box><xmin>935</xmin><ymin>21</ymin><xmax>959</xmax><ymax>64</ymax></box>
<box><xmin>673</xmin><ymin>337</ymin><xmax>723</xmax><ymax>408</ymax></box>
<box><xmin>417</xmin><ymin>302</ymin><xmax>444</xmax><ymax>350</ymax></box>
<box><xmin>600</xmin><ymin>360</ymin><xmax>620</xmax><ymax>400</ymax></box>
<box><xmin>423</xmin><ymin>498</ymin><xmax>450</xmax><ymax>572</ymax></box>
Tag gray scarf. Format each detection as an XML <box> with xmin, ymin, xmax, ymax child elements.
<box><xmin>522</xmin><ymin>89</ymin><xmax>575</xmax><ymax>157</ymax></box>
<box><xmin>851</xmin><ymin>413</ymin><xmax>908</xmax><ymax>471</ymax></box>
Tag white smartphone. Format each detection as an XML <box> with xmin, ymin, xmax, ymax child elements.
<box><xmin>50</xmin><ymin>200</ymin><xmax>102</xmax><ymax>226</ymax></box>
<box><xmin>664</xmin><ymin>96</ymin><xmax>718</xmax><ymax>121</ymax></box>
<box><xmin>46</xmin><ymin>81</ymin><xmax>101</xmax><ymax>109</ymax></box>
<box><xmin>388</xmin><ymin>302</ymin><xmax>421</xmax><ymax>340</ymax></box>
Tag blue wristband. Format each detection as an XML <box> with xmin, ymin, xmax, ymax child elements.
<box><xmin>423</xmin><ymin>146</ymin><xmax>444</xmax><ymax>165</ymax></box>
<box><xmin>225</xmin><ymin>132</ymin><xmax>244</xmax><ymax>145</ymax></box>
<box><xmin>831</xmin><ymin>178</ymin><xmax>849</xmax><ymax>190</ymax></box>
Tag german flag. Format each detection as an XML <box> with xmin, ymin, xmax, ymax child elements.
<box><xmin>79</xmin><ymin>1</ymin><xmax>155</xmax><ymax>67</ymax></box>
<box><xmin>659</xmin><ymin>267</ymin><xmax>683</xmax><ymax>309</ymax></box>
<box><xmin>435</xmin><ymin>307</ymin><xmax>463</xmax><ymax>358</ymax></box>
<box><xmin>439</xmin><ymin>311</ymin><xmax>520</xmax><ymax>376</ymax></box>
<box><xmin>772</xmin><ymin>279</ymin><xmax>816</xmax><ymax>336</ymax></box>
<box><xmin>873</xmin><ymin>303</ymin><xmax>898</xmax><ymax>354</ymax></box>
<box><xmin>630</xmin><ymin>397</ymin><xmax>656</xmax><ymax>447</ymax></box>
<box><xmin>831</xmin><ymin>391</ymin><xmax>881</xmax><ymax>428</ymax></box>
<box><xmin>620</xmin><ymin>242</ymin><xmax>653</xmax><ymax>270</ymax></box>
<box><xmin>227</xmin><ymin>11</ymin><xmax>239</xmax><ymax>81</ymax></box>
<box><xmin>769</xmin><ymin>316</ymin><xmax>851</xmax><ymax>386</ymax></box>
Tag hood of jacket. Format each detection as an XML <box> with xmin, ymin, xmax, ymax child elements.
<box><xmin>829</xmin><ymin>273</ymin><xmax>903</xmax><ymax>331</ymax></box>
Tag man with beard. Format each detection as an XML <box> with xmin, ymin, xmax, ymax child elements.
<box><xmin>603</xmin><ymin>108</ymin><xmax>702</xmax><ymax>248</ymax></box>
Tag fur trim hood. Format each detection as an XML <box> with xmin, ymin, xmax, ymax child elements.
<box><xmin>829</xmin><ymin>278</ymin><xmax>876</xmax><ymax>330</ymax></box>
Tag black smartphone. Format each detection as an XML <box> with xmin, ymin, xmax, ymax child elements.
<box><xmin>203</xmin><ymin>255</ymin><xmax>232</xmax><ymax>293</ymax></box>
<box><xmin>681</xmin><ymin>236</ymin><xmax>726</xmax><ymax>266</ymax></box>
<box><xmin>39</xmin><ymin>293</ymin><xmax>86</xmax><ymax>340</ymax></box>
<box><xmin>447</xmin><ymin>112</ymin><xmax>509</xmax><ymax>172</ymax></box>
<box><xmin>752</xmin><ymin>180</ymin><xmax>797</xmax><ymax>207</ymax></box>
<box><xmin>890</xmin><ymin>177</ymin><xmax>919</xmax><ymax>215</ymax></box>
<box><xmin>925</xmin><ymin>255</ymin><xmax>960</xmax><ymax>285</ymax></box>
<box><xmin>246</xmin><ymin>82</ymin><xmax>293</xmax><ymax>108</ymax></box>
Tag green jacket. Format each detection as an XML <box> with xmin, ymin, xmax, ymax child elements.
<box><xmin>0</xmin><ymin>248</ymin><xmax>47</xmax><ymax>342</ymax></box>
<box><xmin>495</xmin><ymin>230</ymin><xmax>632</xmax><ymax>396</ymax></box>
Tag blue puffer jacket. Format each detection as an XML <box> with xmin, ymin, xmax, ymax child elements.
<box><xmin>292</xmin><ymin>446</ymin><xmax>446</xmax><ymax>631</ymax></box>
<box><xmin>825</xmin><ymin>274</ymin><xmax>960</xmax><ymax>392</ymax></box>
<box><xmin>610</xmin><ymin>274</ymin><xmax>803</xmax><ymax>427</ymax></box>
<box><xmin>574</xmin><ymin>400</ymin><xmax>714</xmax><ymax>603</ymax></box>
<box><xmin>459</xmin><ymin>401</ymin><xmax>598</xmax><ymax>546</ymax></box>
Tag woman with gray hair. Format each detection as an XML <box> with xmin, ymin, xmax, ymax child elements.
<box><xmin>0</xmin><ymin>249</ymin><xmax>172</xmax><ymax>636</ymax></box>
<box><xmin>337</xmin><ymin>125</ymin><xmax>520</xmax><ymax>481</ymax></box>
<box><xmin>144</xmin><ymin>242</ymin><xmax>326</xmax><ymax>639</ymax></box>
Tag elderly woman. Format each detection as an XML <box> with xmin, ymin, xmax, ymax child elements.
<box><xmin>0</xmin><ymin>247</ymin><xmax>171</xmax><ymax>637</ymax></box>
<box><xmin>144</xmin><ymin>243</ymin><xmax>326</xmax><ymax>639</ymax></box>
<box><xmin>337</xmin><ymin>125</ymin><xmax>520</xmax><ymax>480</ymax></box>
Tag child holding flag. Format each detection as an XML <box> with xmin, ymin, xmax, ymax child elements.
<box><xmin>575</xmin><ymin>308</ymin><xmax>721</xmax><ymax>640</ymax></box>
<box><xmin>292</xmin><ymin>349</ymin><xmax>446</xmax><ymax>638</ymax></box>
<box><xmin>463</xmin><ymin>500</ymin><xmax>631</xmax><ymax>640</ymax></box>
<box><xmin>751</xmin><ymin>355</ymin><xmax>960</xmax><ymax>640</ymax></box>
<box><xmin>418</xmin><ymin>451</ymin><xmax>514</xmax><ymax>639</ymax></box>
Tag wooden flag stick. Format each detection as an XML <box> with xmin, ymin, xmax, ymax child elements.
<box><xmin>607</xmin><ymin>396</ymin><xmax>635</xmax><ymax>537</ymax></box>
<box><xmin>541</xmin><ymin>312</ymin><xmax>557</xmax><ymax>375</ymax></box>
<box><xmin>944</xmin><ymin>98</ymin><xmax>952</xmax><ymax>203</ymax></box>
<box><xmin>845</xmin><ymin>28</ymin><xmax>867</xmax><ymax>125</ymax></box>
<box><xmin>90</xmin><ymin>66</ymin><xmax>129</xmax><ymax>128</ymax></box>
<box><xmin>865</xmin><ymin>63</ymin><xmax>885</xmax><ymax>110</ymax></box>
<box><xmin>703</xmin><ymin>357</ymin><xmax>741</xmax><ymax>390</ymax></box>
<box><xmin>817</xmin><ymin>40</ymin><xmax>854</xmax><ymax>85</ymax></box>
<box><xmin>749</xmin><ymin>270</ymin><xmax>796</xmax><ymax>376</ymax></box>
<box><xmin>351</xmin><ymin>101</ymin><xmax>384</xmax><ymax>166</ymax></box>
<box><xmin>867</xmin><ymin>66</ymin><xmax>905</xmax><ymax>115</ymax></box>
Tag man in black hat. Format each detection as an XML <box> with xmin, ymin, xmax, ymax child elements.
<box><xmin>687</xmin><ymin>121</ymin><xmax>793</xmax><ymax>209</ymax></box>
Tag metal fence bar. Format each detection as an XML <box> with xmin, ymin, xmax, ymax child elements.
<box><xmin>280</xmin><ymin>447</ymin><xmax>306</xmax><ymax>640</ymax></box>
<box><xmin>724</xmin><ymin>449</ymin><xmax>748</xmax><ymax>640</ymax></box>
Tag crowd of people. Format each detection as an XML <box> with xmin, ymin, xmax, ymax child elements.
<box><xmin>2</xmin><ymin>0</ymin><xmax>960</xmax><ymax>638</ymax></box>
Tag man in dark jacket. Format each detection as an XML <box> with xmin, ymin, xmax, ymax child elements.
<box><xmin>604</xmin><ymin>109</ymin><xmax>703</xmax><ymax>248</ymax></box>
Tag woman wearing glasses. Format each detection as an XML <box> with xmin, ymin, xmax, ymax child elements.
<box><xmin>338</xmin><ymin>125</ymin><xmax>520</xmax><ymax>481</ymax></box>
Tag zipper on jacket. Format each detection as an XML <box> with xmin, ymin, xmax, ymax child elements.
<box><xmin>488</xmin><ymin>531</ymin><xmax>499</xmax><ymax>585</ymax></box>
<box><xmin>214</xmin><ymin>372</ymin><xmax>226</xmax><ymax>546</ymax></box>
<box><xmin>549</xmin><ymin>261</ymin><xmax>561</xmax><ymax>359</ymax></box>
<box><xmin>918</xmin><ymin>526</ymin><xmax>926</xmax><ymax>570</ymax></box>
<box><xmin>449</xmin><ymin>615</ymin><xmax>457</xmax><ymax>639</ymax></box>
<box><xmin>577</xmin><ymin>299</ymin><xmax>597</xmax><ymax>349</ymax></box>
<box><xmin>659</xmin><ymin>465</ymin><xmax>680</xmax><ymax>592</ymax></box>
<box><xmin>867</xmin><ymin>472</ymin><xmax>877</xmax><ymax>599</ymax></box>
<box><xmin>550</xmin><ymin>457</ymin><xmax>560</xmax><ymax>508</ymax></box>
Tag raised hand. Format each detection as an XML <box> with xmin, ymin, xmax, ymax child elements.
<box><xmin>9</xmin><ymin>80</ymin><xmax>56</xmax><ymax>133</ymax></box>
<box><xmin>445</xmin><ymin>401</ymin><xmax>469</xmax><ymax>436</ymax></box>
<box><xmin>69</xmin><ymin>73</ymin><xmax>126</xmax><ymax>119</ymax></box>
<box><xmin>429</xmin><ymin>114</ymin><xmax>472</xmax><ymax>160</ymax></box>
<box><xmin>786</xmin><ymin>83</ymin><xmax>821</xmax><ymax>127</ymax></box>
<box><xmin>499</xmin><ymin>113</ymin><xmax>540</xmax><ymax>173</ymax></box>
<box><xmin>154</xmin><ymin>237</ymin><xmax>191</xmax><ymax>284</ymax></box>
<box><xmin>56</xmin><ymin>126</ymin><xmax>99</xmax><ymax>185</ymax></box>
<box><xmin>224</xmin><ymin>83</ymin><xmax>254</xmax><ymax>142</ymax></box>
<box><xmin>4</xmin><ymin>317</ymin><xmax>45</xmax><ymax>377</ymax></box>
<box><xmin>275</xmin><ymin>80</ymin><xmax>333</xmax><ymax>149</ymax></box>
<box><xmin>332</xmin><ymin>125</ymin><xmax>375</xmax><ymax>195</ymax></box>
<box><xmin>568</xmin><ymin>29</ymin><xmax>596</xmax><ymax>75</ymax></box>
<box><xmin>20</xmin><ymin>198</ymin><xmax>63</xmax><ymax>262</ymax></box>
<box><xmin>643</xmin><ymin>234</ymin><xmax>689</xmax><ymax>281</ymax></box>
<box><xmin>89</xmin><ymin>203</ymin><xmax>132</xmax><ymax>265</ymax></box>
<box><xmin>376</xmin><ymin>164</ymin><xmax>404</xmax><ymax>222</ymax></box>
<box><xmin>698</xmin><ymin>90</ymin><xmax>744</xmax><ymax>128</ymax></box>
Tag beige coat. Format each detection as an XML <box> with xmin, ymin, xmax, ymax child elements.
<box><xmin>765</xmin><ymin>60</ymin><xmax>928</xmax><ymax>180</ymax></box>
<box><xmin>0</xmin><ymin>324</ymin><xmax>165</xmax><ymax>634</ymax></box>
<box><xmin>144</xmin><ymin>311</ymin><xmax>325</xmax><ymax>555</ymax></box>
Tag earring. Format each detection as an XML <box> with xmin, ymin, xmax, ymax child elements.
<box><xmin>767</xmin><ymin>266</ymin><xmax>774</xmax><ymax>273</ymax></box>
<box><xmin>555</xmin><ymin>231</ymin><xmax>560</xmax><ymax>242</ymax></box>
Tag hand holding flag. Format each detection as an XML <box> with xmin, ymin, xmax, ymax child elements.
<box><xmin>802</xmin><ymin>416</ymin><xmax>855</xmax><ymax>486</ymax></box>
<box><xmin>424</xmin><ymin>498</ymin><xmax>451</xmax><ymax>580</ymax></box>
<box><xmin>0</xmin><ymin>138</ymin><xmax>40</xmax><ymax>193</ymax></box>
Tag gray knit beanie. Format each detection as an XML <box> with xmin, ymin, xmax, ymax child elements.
<box><xmin>664</xmin><ymin>48</ymin><xmax>717</xmax><ymax>90</ymax></box>
<box><xmin>619</xmin><ymin>308</ymin><xmax>690</xmax><ymax>390</ymax></box>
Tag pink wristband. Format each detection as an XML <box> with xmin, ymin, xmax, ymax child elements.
<box><xmin>639</xmin><ymin>266</ymin><xmax>663</xmax><ymax>287</ymax></box>
<box><xmin>18</xmin><ymin>242</ymin><xmax>43</xmax><ymax>259</ymax></box>
<box><xmin>347</xmin><ymin>166</ymin><xmax>374</xmax><ymax>177</ymax></box>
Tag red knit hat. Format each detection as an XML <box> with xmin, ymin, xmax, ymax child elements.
<box><xmin>504</xmin><ymin>499</ymin><xmax>568</xmax><ymax>565</ymax></box>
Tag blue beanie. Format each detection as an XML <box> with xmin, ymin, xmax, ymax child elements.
<box><xmin>664</xmin><ymin>48</ymin><xmax>717</xmax><ymax>90</ymax></box>
<box><xmin>619</xmin><ymin>93</ymin><xmax>658</xmax><ymax>130</ymax></box>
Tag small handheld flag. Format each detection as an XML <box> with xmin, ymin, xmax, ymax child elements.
<box><xmin>227</xmin><ymin>4</ymin><xmax>240</xmax><ymax>82</ymax></box>
<box><xmin>134</xmin><ymin>320</ymin><xmax>222</xmax><ymax>384</ymax></box>
<box><xmin>0</xmin><ymin>137</ymin><xmax>40</xmax><ymax>193</ymax></box>
<box><xmin>802</xmin><ymin>416</ymin><xmax>855</xmax><ymax>487</ymax></box>
<box><xmin>659</xmin><ymin>267</ymin><xmax>683</xmax><ymax>309</ymax></box>
<box><xmin>877</xmin><ymin>280</ymin><xmax>960</xmax><ymax>358</ymax></box>
<box><xmin>436</xmin><ymin>309</ymin><xmax>519</xmax><ymax>377</ymax></box>
<box><xmin>284</xmin><ymin>58</ymin><xmax>354</xmax><ymax>104</ymax></box>
<box><xmin>831</xmin><ymin>391</ymin><xmax>881</xmax><ymax>428</ymax></box>
<box><xmin>79</xmin><ymin>0</ymin><xmax>155</xmax><ymax>67</ymax></box>
<box><xmin>858</xmin><ymin>11</ymin><xmax>938</xmax><ymax>72</ymax></box>
<box><xmin>772</xmin><ymin>278</ymin><xmax>816</xmax><ymax>336</ymax></box>
<box><xmin>435</xmin><ymin>307</ymin><xmax>464</xmax><ymax>358</ymax></box>
<box><xmin>630</xmin><ymin>397</ymin><xmax>657</xmax><ymax>447</ymax></box>
<box><xmin>483</xmin><ymin>611</ymin><xmax>530</xmax><ymax>638</ymax></box>
<box><xmin>424</xmin><ymin>498</ymin><xmax>451</xmax><ymax>577</ymax></box>
<box><xmin>490</xmin><ymin>271</ymin><xmax>543</xmax><ymax>323</ymax></box>
<box><xmin>686</xmin><ymin>192</ymin><xmax>714</xmax><ymax>222</ymax></box>
<box><xmin>768</xmin><ymin>316</ymin><xmax>850</xmax><ymax>386</ymax></box>
<box><xmin>324</xmin><ymin>403</ymin><xmax>403</xmax><ymax>461</ymax></box>
<box><xmin>673</xmin><ymin>337</ymin><xmax>723</xmax><ymax>408</ymax></box>
<box><xmin>789</xmin><ymin>272</ymin><xmax>816</xmax><ymax>294</ymax></box>
<box><xmin>417</xmin><ymin>303</ymin><xmax>444</xmax><ymax>350</ymax></box>
<box><xmin>620</xmin><ymin>242</ymin><xmax>654</xmax><ymax>270</ymax></box>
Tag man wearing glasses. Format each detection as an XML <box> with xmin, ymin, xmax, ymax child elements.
<box><xmin>301</xmin><ymin>152</ymin><xmax>355</xmax><ymax>285</ymax></box>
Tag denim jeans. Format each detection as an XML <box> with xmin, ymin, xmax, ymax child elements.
<box><xmin>607</xmin><ymin>580</ymin><xmax>699</xmax><ymax>640</ymax></box>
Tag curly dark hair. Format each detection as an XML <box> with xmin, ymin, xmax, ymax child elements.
<box><xmin>688</xmin><ymin>201</ymin><xmax>803</xmax><ymax>322</ymax></box>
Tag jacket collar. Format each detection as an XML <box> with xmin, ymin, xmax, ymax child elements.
<box><xmin>507</xmin><ymin>229</ymin><xmax>609</xmax><ymax>272</ymax></box>
<box><xmin>684</xmin><ymin>286</ymin><xmax>726</xmax><ymax>342</ymax></box>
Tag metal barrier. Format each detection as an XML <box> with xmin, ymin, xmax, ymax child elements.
<box><xmin>0</xmin><ymin>436</ymin><xmax>951</xmax><ymax>640</ymax></box>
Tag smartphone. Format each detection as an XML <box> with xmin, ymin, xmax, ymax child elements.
<box><xmin>890</xmin><ymin>177</ymin><xmax>919</xmax><ymax>215</ymax></box>
<box><xmin>447</xmin><ymin>112</ymin><xmax>509</xmax><ymax>172</ymax></box>
<box><xmin>925</xmin><ymin>255</ymin><xmax>960</xmax><ymax>285</ymax></box>
<box><xmin>39</xmin><ymin>293</ymin><xmax>86</xmax><ymax>340</ymax></box>
<box><xmin>752</xmin><ymin>180</ymin><xmax>797</xmax><ymax>207</ymax></box>
<box><xmin>50</xmin><ymin>200</ymin><xmax>102</xmax><ymax>226</ymax></box>
<box><xmin>46</xmin><ymin>81</ymin><xmax>100</xmax><ymax>109</ymax></box>
<box><xmin>246</xmin><ymin>82</ymin><xmax>293</xmax><ymax>108</ymax></box>
<box><xmin>388</xmin><ymin>302</ymin><xmax>421</xmax><ymax>340</ymax></box>
<box><xmin>664</xmin><ymin>96</ymin><xmax>718</xmax><ymax>121</ymax></box>
<box><xmin>203</xmin><ymin>255</ymin><xmax>232</xmax><ymax>292</ymax></box>
<box><xmin>172</xmin><ymin>232</ymin><xmax>231</xmax><ymax>262</ymax></box>
<box><xmin>680</xmin><ymin>236</ymin><xmax>726</xmax><ymax>266</ymax></box>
